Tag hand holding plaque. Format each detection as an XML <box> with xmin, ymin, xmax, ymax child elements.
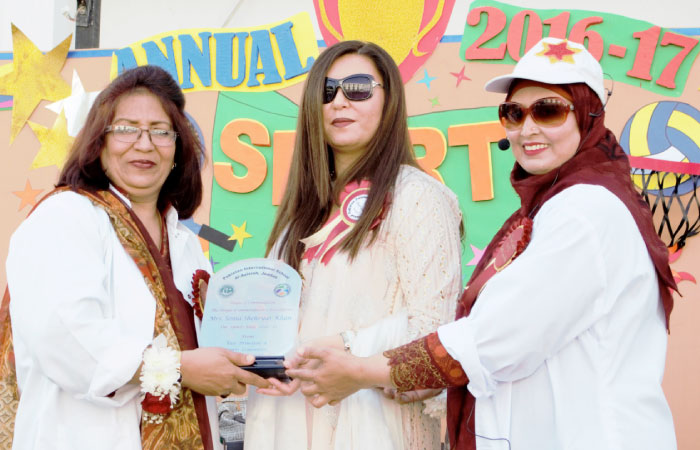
<box><xmin>199</xmin><ymin>258</ymin><xmax>301</xmax><ymax>380</ymax></box>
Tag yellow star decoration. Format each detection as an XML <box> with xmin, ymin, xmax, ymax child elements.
<box><xmin>536</xmin><ymin>40</ymin><xmax>581</xmax><ymax>64</ymax></box>
<box><xmin>29</xmin><ymin>110</ymin><xmax>75</xmax><ymax>170</ymax></box>
<box><xmin>0</xmin><ymin>24</ymin><xmax>72</xmax><ymax>143</ymax></box>
<box><xmin>229</xmin><ymin>221</ymin><xmax>253</xmax><ymax>248</ymax></box>
<box><xmin>0</xmin><ymin>64</ymin><xmax>12</xmax><ymax>78</ymax></box>
<box><xmin>12</xmin><ymin>179</ymin><xmax>43</xmax><ymax>211</ymax></box>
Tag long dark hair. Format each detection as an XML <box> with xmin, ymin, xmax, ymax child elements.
<box><xmin>266</xmin><ymin>41</ymin><xmax>417</xmax><ymax>269</ymax></box>
<box><xmin>57</xmin><ymin>65</ymin><xmax>203</xmax><ymax>218</ymax></box>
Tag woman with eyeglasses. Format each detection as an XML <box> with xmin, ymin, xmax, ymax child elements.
<box><xmin>244</xmin><ymin>41</ymin><xmax>463</xmax><ymax>449</ymax></box>
<box><xmin>1</xmin><ymin>65</ymin><xmax>269</xmax><ymax>450</ymax></box>
<box><xmin>283</xmin><ymin>37</ymin><xmax>678</xmax><ymax>450</ymax></box>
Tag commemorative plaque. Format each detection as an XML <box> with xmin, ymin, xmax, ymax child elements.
<box><xmin>199</xmin><ymin>258</ymin><xmax>301</xmax><ymax>379</ymax></box>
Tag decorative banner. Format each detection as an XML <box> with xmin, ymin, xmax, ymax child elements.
<box><xmin>46</xmin><ymin>70</ymin><xmax>100</xmax><ymax>137</ymax></box>
<box><xmin>314</xmin><ymin>0</ymin><xmax>455</xmax><ymax>82</ymax></box>
<box><xmin>669</xmin><ymin>248</ymin><xmax>697</xmax><ymax>285</ymax></box>
<box><xmin>12</xmin><ymin>180</ymin><xmax>43</xmax><ymax>211</ymax></box>
<box><xmin>209</xmin><ymin>87</ymin><xmax>519</xmax><ymax>276</ymax></box>
<box><xmin>0</xmin><ymin>95</ymin><xmax>11</xmax><ymax>111</ymax></box>
<box><xmin>461</xmin><ymin>0</ymin><xmax>700</xmax><ymax>97</ymax></box>
<box><xmin>0</xmin><ymin>24</ymin><xmax>71</xmax><ymax>143</ymax></box>
<box><xmin>620</xmin><ymin>101</ymin><xmax>700</xmax><ymax>248</ymax></box>
<box><xmin>229</xmin><ymin>221</ymin><xmax>253</xmax><ymax>248</ymax></box>
<box><xmin>109</xmin><ymin>12</ymin><xmax>319</xmax><ymax>93</ymax></box>
<box><xmin>209</xmin><ymin>90</ymin><xmax>300</xmax><ymax>268</ymax></box>
<box><xmin>1</xmin><ymin>11</ymin><xmax>700</xmax><ymax>449</ymax></box>
<box><xmin>621</xmin><ymin>101</ymin><xmax>700</xmax><ymax>195</ymax></box>
<box><xmin>408</xmin><ymin>108</ymin><xmax>519</xmax><ymax>271</ymax></box>
<box><xmin>28</xmin><ymin>110</ymin><xmax>74</xmax><ymax>170</ymax></box>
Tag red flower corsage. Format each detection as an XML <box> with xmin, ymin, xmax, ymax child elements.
<box><xmin>139</xmin><ymin>334</ymin><xmax>181</xmax><ymax>424</ymax></box>
<box><xmin>142</xmin><ymin>392</ymin><xmax>174</xmax><ymax>415</ymax></box>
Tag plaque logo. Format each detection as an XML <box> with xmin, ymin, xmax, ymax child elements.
<box><xmin>273</xmin><ymin>283</ymin><xmax>291</xmax><ymax>297</ymax></box>
<box><xmin>219</xmin><ymin>285</ymin><xmax>235</xmax><ymax>297</ymax></box>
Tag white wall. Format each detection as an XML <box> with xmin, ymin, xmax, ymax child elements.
<box><xmin>502</xmin><ymin>0</ymin><xmax>700</xmax><ymax>29</ymax></box>
<box><xmin>1</xmin><ymin>0</ymin><xmax>698</xmax><ymax>53</ymax></box>
<box><xmin>0</xmin><ymin>0</ymin><xmax>75</xmax><ymax>51</ymax></box>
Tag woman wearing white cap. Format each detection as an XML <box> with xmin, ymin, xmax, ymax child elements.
<box><xmin>283</xmin><ymin>37</ymin><xmax>678</xmax><ymax>450</ymax></box>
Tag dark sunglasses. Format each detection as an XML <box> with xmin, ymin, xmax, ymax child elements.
<box><xmin>323</xmin><ymin>73</ymin><xmax>383</xmax><ymax>104</ymax></box>
<box><xmin>498</xmin><ymin>97</ymin><xmax>575</xmax><ymax>130</ymax></box>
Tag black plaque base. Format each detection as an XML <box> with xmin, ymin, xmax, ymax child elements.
<box><xmin>241</xmin><ymin>356</ymin><xmax>290</xmax><ymax>381</ymax></box>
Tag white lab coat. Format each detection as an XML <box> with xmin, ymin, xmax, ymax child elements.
<box><xmin>439</xmin><ymin>184</ymin><xmax>676</xmax><ymax>450</ymax></box>
<box><xmin>6</xmin><ymin>189</ymin><xmax>221</xmax><ymax>450</ymax></box>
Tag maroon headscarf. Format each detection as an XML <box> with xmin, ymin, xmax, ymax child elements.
<box><xmin>446</xmin><ymin>82</ymin><xmax>677</xmax><ymax>450</ymax></box>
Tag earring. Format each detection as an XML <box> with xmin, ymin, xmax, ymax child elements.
<box><xmin>171</xmin><ymin>163</ymin><xmax>176</xmax><ymax>170</ymax></box>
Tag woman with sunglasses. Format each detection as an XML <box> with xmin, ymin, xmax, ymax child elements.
<box><xmin>284</xmin><ymin>37</ymin><xmax>678</xmax><ymax>450</ymax></box>
<box><xmin>244</xmin><ymin>40</ymin><xmax>463</xmax><ymax>449</ymax></box>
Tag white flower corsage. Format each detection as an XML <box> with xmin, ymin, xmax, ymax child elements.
<box><xmin>140</xmin><ymin>334</ymin><xmax>181</xmax><ymax>424</ymax></box>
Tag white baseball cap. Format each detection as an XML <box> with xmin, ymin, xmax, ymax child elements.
<box><xmin>484</xmin><ymin>37</ymin><xmax>606</xmax><ymax>105</ymax></box>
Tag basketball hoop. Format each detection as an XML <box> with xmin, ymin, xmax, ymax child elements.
<box><xmin>620</xmin><ymin>100</ymin><xmax>700</xmax><ymax>249</ymax></box>
<box><xmin>629</xmin><ymin>157</ymin><xmax>700</xmax><ymax>249</ymax></box>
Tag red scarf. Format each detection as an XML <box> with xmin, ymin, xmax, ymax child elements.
<box><xmin>447</xmin><ymin>98</ymin><xmax>677</xmax><ymax>450</ymax></box>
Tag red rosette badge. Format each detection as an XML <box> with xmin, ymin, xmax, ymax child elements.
<box><xmin>303</xmin><ymin>181</ymin><xmax>374</xmax><ymax>264</ymax></box>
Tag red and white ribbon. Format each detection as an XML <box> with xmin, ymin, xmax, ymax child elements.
<box><xmin>302</xmin><ymin>180</ymin><xmax>377</xmax><ymax>265</ymax></box>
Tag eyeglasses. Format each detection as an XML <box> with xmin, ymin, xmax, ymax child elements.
<box><xmin>105</xmin><ymin>125</ymin><xmax>178</xmax><ymax>146</ymax></box>
<box><xmin>498</xmin><ymin>97</ymin><xmax>575</xmax><ymax>130</ymax></box>
<box><xmin>323</xmin><ymin>73</ymin><xmax>383</xmax><ymax>104</ymax></box>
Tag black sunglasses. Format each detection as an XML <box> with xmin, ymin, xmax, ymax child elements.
<box><xmin>498</xmin><ymin>97</ymin><xmax>575</xmax><ymax>130</ymax></box>
<box><xmin>323</xmin><ymin>73</ymin><xmax>383</xmax><ymax>104</ymax></box>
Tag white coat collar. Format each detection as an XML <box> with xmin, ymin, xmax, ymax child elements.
<box><xmin>107</xmin><ymin>184</ymin><xmax>188</xmax><ymax>265</ymax></box>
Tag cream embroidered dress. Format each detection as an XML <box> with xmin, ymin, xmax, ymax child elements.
<box><xmin>245</xmin><ymin>165</ymin><xmax>463</xmax><ymax>450</ymax></box>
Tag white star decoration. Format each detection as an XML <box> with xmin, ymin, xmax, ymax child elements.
<box><xmin>46</xmin><ymin>70</ymin><xmax>100</xmax><ymax>137</ymax></box>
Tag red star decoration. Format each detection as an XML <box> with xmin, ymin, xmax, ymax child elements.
<box><xmin>450</xmin><ymin>66</ymin><xmax>471</xmax><ymax>87</ymax></box>
<box><xmin>537</xmin><ymin>41</ymin><xmax>581</xmax><ymax>63</ymax></box>
<box><xmin>12</xmin><ymin>180</ymin><xmax>43</xmax><ymax>211</ymax></box>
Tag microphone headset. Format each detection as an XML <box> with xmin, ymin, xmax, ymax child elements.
<box><xmin>588</xmin><ymin>73</ymin><xmax>614</xmax><ymax>117</ymax></box>
<box><xmin>497</xmin><ymin>138</ymin><xmax>511</xmax><ymax>150</ymax></box>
